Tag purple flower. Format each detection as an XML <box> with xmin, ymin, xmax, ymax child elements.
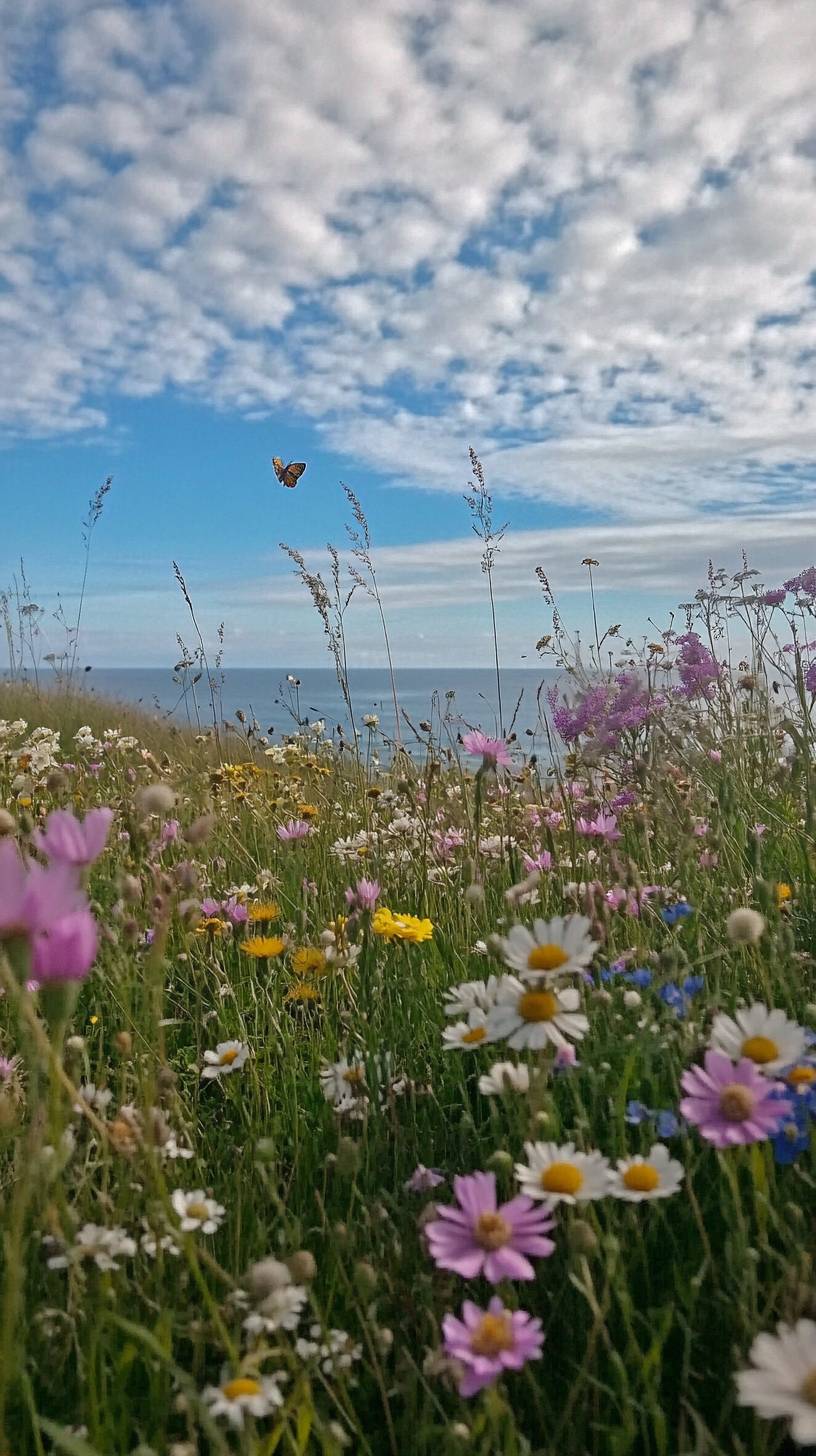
<box><xmin>554</xmin><ymin>1043</ymin><xmax>578</xmax><ymax>1071</ymax></box>
<box><xmin>276</xmin><ymin>819</ymin><xmax>312</xmax><ymax>842</ymax></box>
<box><xmin>159</xmin><ymin>818</ymin><xmax>180</xmax><ymax>848</ymax></box>
<box><xmin>32</xmin><ymin>908</ymin><xmax>98</xmax><ymax>984</ymax></box>
<box><xmin>806</xmin><ymin>662</ymin><xmax>816</xmax><ymax>696</ymax></box>
<box><xmin>404</xmin><ymin>1164</ymin><xmax>445</xmax><ymax>1192</ymax></box>
<box><xmin>442</xmin><ymin>1296</ymin><xmax>544</xmax><ymax>1397</ymax></box>
<box><xmin>680</xmin><ymin>1050</ymin><xmax>792</xmax><ymax>1148</ymax></box>
<box><xmin>0</xmin><ymin>842</ymin><xmax>85</xmax><ymax>941</ymax></box>
<box><xmin>783</xmin><ymin>567</ymin><xmax>816</xmax><ymax>600</ymax></box>
<box><xmin>425</xmin><ymin>1171</ymin><xmax>555</xmax><ymax>1283</ymax></box>
<box><xmin>224</xmin><ymin>896</ymin><xmax>248</xmax><ymax>925</ymax></box>
<box><xmin>576</xmin><ymin>811</ymin><xmax>621</xmax><ymax>842</ymax></box>
<box><xmin>522</xmin><ymin>850</ymin><xmax>552</xmax><ymax>874</ymax></box>
<box><xmin>708</xmin><ymin>749</ymin><xmax>722</xmax><ymax>764</ymax></box>
<box><xmin>674</xmin><ymin>632</ymin><xmax>720</xmax><ymax>700</ymax></box>
<box><xmin>345</xmin><ymin>878</ymin><xmax>381</xmax><ymax>912</ymax></box>
<box><xmin>549</xmin><ymin>673</ymin><xmax>664</xmax><ymax>752</ymax></box>
<box><xmin>762</xmin><ymin>588</ymin><xmax>786</xmax><ymax>606</ymax></box>
<box><xmin>461</xmin><ymin>730</ymin><xmax>512</xmax><ymax>769</ymax></box>
<box><xmin>33</xmin><ymin>807</ymin><xmax>113</xmax><ymax>868</ymax></box>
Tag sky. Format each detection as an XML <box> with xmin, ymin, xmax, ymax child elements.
<box><xmin>1</xmin><ymin>0</ymin><xmax>816</xmax><ymax>668</ymax></box>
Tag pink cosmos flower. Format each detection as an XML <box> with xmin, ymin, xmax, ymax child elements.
<box><xmin>522</xmin><ymin>851</ymin><xmax>552</xmax><ymax>874</ymax></box>
<box><xmin>461</xmin><ymin>730</ymin><xmax>512</xmax><ymax>769</ymax></box>
<box><xmin>680</xmin><ymin>1050</ymin><xmax>792</xmax><ymax>1148</ymax></box>
<box><xmin>276</xmin><ymin>819</ymin><xmax>312</xmax><ymax>842</ymax></box>
<box><xmin>33</xmin><ymin>807</ymin><xmax>114</xmax><ymax>868</ymax></box>
<box><xmin>32</xmin><ymin>907</ymin><xmax>98</xmax><ymax>983</ymax></box>
<box><xmin>404</xmin><ymin>1164</ymin><xmax>446</xmax><ymax>1192</ymax></box>
<box><xmin>345</xmin><ymin>878</ymin><xmax>381</xmax><ymax>912</ymax></box>
<box><xmin>442</xmin><ymin>1296</ymin><xmax>544</xmax><ymax>1397</ymax></box>
<box><xmin>425</xmin><ymin>1171</ymin><xmax>555</xmax><ymax>1283</ymax></box>
<box><xmin>0</xmin><ymin>842</ymin><xmax>85</xmax><ymax>940</ymax></box>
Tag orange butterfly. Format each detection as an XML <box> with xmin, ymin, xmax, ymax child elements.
<box><xmin>272</xmin><ymin>456</ymin><xmax>307</xmax><ymax>489</ymax></box>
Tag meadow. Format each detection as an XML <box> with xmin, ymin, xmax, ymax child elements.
<box><xmin>2</xmin><ymin>514</ymin><xmax>816</xmax><ymax>1455</ymax></box>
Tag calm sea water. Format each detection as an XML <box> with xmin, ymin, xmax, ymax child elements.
<box><xmin>72</xmin><ymin>667</ymin><xmax>560</xmax><ymax>755</ymax></box>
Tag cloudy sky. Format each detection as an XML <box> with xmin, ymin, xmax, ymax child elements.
<box><xmin>1</xmin><ymin>0</ymin><xmax>815</xmax><ymax>667</ymax></box>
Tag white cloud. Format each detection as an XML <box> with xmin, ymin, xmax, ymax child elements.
<box><xmin>1</xmin><ymin>0</ymin><xmax>815</xmax><ymax>518</ymax></box>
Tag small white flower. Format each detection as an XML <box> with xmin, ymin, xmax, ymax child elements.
<box><xmin>49</xmin><ymin>1223</ymin><xmax>136</xmax><ymax>1271</ymax></box>
<box><xmin>486</xmin><ymin>976</ymin><xmax>589</xmax><ymax>1051</ymax></box>
<box><xmin>710</xmin><ymin>1003</ymin><xmax>806</xmax><ymax>1076</ymax></box>
<box><xmin>140</xmin><ymin>1229</ymin><xmax>181</xmax><ymax>1258</ymax></box>
<box><xmin>244</xmin><ymin>1283</ymin><xmax>308</xmax><ymax>1334</ymax></box>
<box><xmin>201</xmin><ymin>1041</ymin><xmax>249</xmax><ymax>1079</ymax></box>
<box><xmin>442</xmin><ymin>1008</ymin><xmax>489</xmax><ymax>1050</ymax></box>
<box><xmin>171</xmin><ymin>1189</ymin><xmax>226</xmax><ymax>1234</ymax></box>
<box><xmin>296</xmin><ymin>1325</ymin><xmax>363</xmax><ymax>1375</ymax></box>
<box><xmin>74</xmin><ymin>1083</ymin><xmax>113</xmax><ymax>1114</ymax></box>
<box><xmin>623</xmin><ymin>990</ymin><xmax>642</xmax><ymax>1009</ymax></box>
<box><xmin>736</xmin><ymin>1318</ymin><xmax>816</xmax><ymax>1445</ymax></box>
<box><xmin>478</xmin><ymin>1061</ymin><xmax>531</xmax><ymax>1096</ymax></box>
<box><xmin>319</xmin><ymin>1057</ymin><xmax>367</xmax><ymax>1106</ymax></box>
<box><xmin>443</xmin><ymin>976</ymin><xmax>499</xmax><ymax>1018</ymax></box>
<box><xmin>514</xmin><ymin>1141</ymin><xmax>611</xmax><ymax>1205</ymax></box>
<box><xmin>609</xmin><ymin>1144</ymin><xmax>684</xmax><ymax>1202</ymax></box>
<box><xmin>500</xmin><ymin>914</ymin><xmax>597</xmax><ymax>982</ymax></box>
<box><xmin>203</xmin><ymin>1374</ymin><xmax>286</xmax><ymax>1428</ymax></box>
<box><xmin>161</xmin><ymin>1134</ymin><xmax>194</xmax><ymax>1160</ymax></box>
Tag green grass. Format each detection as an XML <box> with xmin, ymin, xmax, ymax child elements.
<box><xmin>0</xmin><ymin>683</ymin><xmax>814</xmax><ymax>1455</ymax></box>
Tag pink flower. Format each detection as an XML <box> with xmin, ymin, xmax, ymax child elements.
<box><xmin>442</xmin><ymin>1296</ymin><xmax>544</xmax><ymax>1397</ymax></box>
<box><xmin>542</xmin><ymin>811</ymin><xmax>564</xmax><ymax>830</ymax></box>
<box><xmin>554</xmin><ymin>1044</ymin><xmax>578</xmax><ymax>1071</ymax></box>
<box><xmin>576</xmin><ymin>811</ymin><xmax>621</xmax><ymax>842</ymax></box>
<box><xmin>752</xmin><ymin>823</ymin><xmax>767</xmax><ymax>839</ymax></box>
<box><xmin>404</xmin><ymin>1164</ymin><xmax>446</xmax><ymax>1192</ymax></box>
<box><xmin>708</xmin><ymin>749</ymin><xmax>722</xmax><ymax>764</ymax></box>
<box><xmin>680</xmin><ymin>1050</ymin><xmax>791</xmax><ymax>1148</ymax></box>
<box><xmin>461</xmin><ymin>731</ymin><xmax>512</xmax><ymax>769</ymax></box>
<box><xmin>159</xmin><ymin>818</ymin><xmax>180</xmax><ymax>848</ymax></box>
<box><xmin>33</xmin><ymin>807</ymin><xmax>113</xmax><ymax>867</ymax></box>
<box><xmin>698</xmin><ymin>850</ymin><xmax>719</xmax><ymax>869</ymax></box>
<box><xmin>425</xmin><ymin>1171</ymin><xmax>555</xmax><ymax>1283</ymax></box>
<box><xmin>32</xmin><ymin>908</ymin><xmax>98</xmax><ymax>984</ymax></box>
<box><xmin>692</xmin><ymin>820</ymin><xmax>709</xmax><ymax>838</ymax></box>
<box><xmin>345</xmin><ymin>878</ymin><xmax>381</xmax><ymax>912</ymax></box>
<box><xmin>224</xmin><ymin>897</ymin><xmax>248</xmax><ymax>925</ymax></box>
<box><xmin>0</xmin><ymin>842</ymin><xmax>85</xmax><ymax>940</ymax></box>
<box><xmin>276</xmin><ymin>819</ymin><xmax>312</xmax><ymax>842</ymax></box>
<box><xmin>522</xmin><ymin>851</ymin><xmax>552</xmax><ymax>874</ymax></box>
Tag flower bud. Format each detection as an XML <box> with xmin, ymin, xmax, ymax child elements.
<box><xmin>568</xmin><ymin>1218</ymin><xmax>599</xmax><ymax>1256</ymax></box>
<box><xmin>286</xmin><ymin>1249</ymin><xmax>316</xmax><ymax>1283</ymax></box>
<box><xmin>246</xmin><ymin>1257</ymin><xmax>291</xmax><ymax>1298</ymax></box>
<box><xmin>114</xmin><ymin>1030</ymin><xmax>132</xmax><ymax>1057</ymax></box>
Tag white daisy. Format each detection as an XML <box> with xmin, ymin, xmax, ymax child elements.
<box><xmin>443</xmin><ymin>976</ymin><xmax>499</xmax><ymax>1018</ymax></box>
<box><xmin>203</xmin><ymin>1374</ymin><xmax>286</xmax><ymax>1428</ymax></box>
<box><xmin>74</xmin><ymin>1083</ymin><xmax>113</xmax><ymax>1114</ymax></box>
<box><xmin>171</xmin><ymin>1189</ymin><xmax>226</xmax><ymax>1233</ymax></box>
<box><xmin>609</xmin><ymin>1144</ymin><xmax>684</xmax><ymax>1202</ymax></box>
<box><xmin>478</xmin><ymin>1061</ymin><xmax>531</xmax><ymax>1096</ymax></box>
<box><xmin>319</xmin><ymin>1057</ymin><xmax>367</xmax><ymax>1106</ymax></box>
<box><xmin>515</xmin><ymin>1141</ymin><xmax>611</xmax><ymax>1205</ymax></box>
<box><xmin>736</xmin><ymin>1318</ymin><xmax>816</xmax><ymax>1446</ymax></box>
<box><xmin>48</xmin><ymin>1223</ymin><xmax>137</xmax><ymax>1271</ymax></box>
<box><xmin>140</xmin><ymin>1229</ymin><xmax>181</xmax><ymax>1258</ymax></box>
<box><xmin>710</xmin><ymin>1003</ymin><xmax>807</xmax><ymax>1075</ymax></box>
<box><xmin>485</xmin><ymin>976</ymin><xmax>589</xmax><ymax>1051</ymax></box>
<box><xmin>201</xmin><ymin>1041</ymin><xmax>249</xmax><ymax>1080</ymax></box>
<box><xmin>243</xmin><ymin>1282</ymin><xmax>308</xmax><ymax>1335</ymax></box>
<box><xmin>442</xmin><ymin>1008</ymin><xmax>490</xmax><ymax>1050</ymax></box>
<box><xmin>500</xmin><ymin>914</ymin><xmax>597</xmax><ymax>982</ymax></box>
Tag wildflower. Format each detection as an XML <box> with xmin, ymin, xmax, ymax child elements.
<box><xmin>48</xmin><ymin>1223</ymin><xmax>136</xmax><ymax>1271</ymax></box>
<box><xmin>554</xmin><ymin>1044</ymin><xmax>578</xmax><ymax>1071</ymax></box>
<box><xmin>609</xmin><ymin>1144</ymin><xmax>684</xmax><ymax>1202</ymax></box>
<box><xmin>201</xmin><ymin>1041</ymin><xmax>249</xmax><ymax>1079</ymax></box>
<box><xmin>443</xmin><ymin>1009</ymin><xmax>489</xmax><ymax>1050</ymax></box>
<box><xmin>74</xmin><ymin>1083</ymin><xmax>113</xmax><ymax>1114</ymax></box>
<box><xmin>625</xmin><ymin>1100</ymin><xmax>650</xmax><ymax>1125</ymax></box>
<box><xmin>680</xmin><ymin>1050</ymin><xmax>792</xmax><ymax>1148</ymax></box>
<box><xmin>33</xmin><ymin>908</ymin><xmax>98</xmax><ymax>984</ymax></box>
<box><xmin>425</xmin><ymin>1170</ymin><xmax>555</xmax><ymax>1283</ymax></box>
<box><xmin>295</xmin><ymin>1325</ymin><xmax>363</xmax><ymax>1374</ymax></box>
<box><xmin>242</xmin><ymin>935</ymin><xmax>286</xmax><ymax>959</ymax></box>
<box><xmin>736</xmin><ymin>1318</ymin><xmax>816</xmax><ymax>1446</ymax></box>
<box><xmin>777</xmin><ymin>882</ymin><xmax>793</xmax><ymax>907</ymax></box>
<box><xmin>710</xmin><ymin>1004</ymin><xmax>807</xmax><ymax>1075</ymax></box>
<box><xmin>674</xmin><ymin>632</ymin><xmax>720</xmax><ymax>699</ymax></box>
<box><xmin>0</xmin><ymin>841</ymin><xmax>85</xmax><ymax>942</ymax></box>
<box><xmin>623</xmin><ymin>989</ymin><xmax>641</xmax><ymax>1009</ymax></box>
<box><xmin>514</xmin><ymin>1142</ymin><xmax>611</xmax><ymax>1205</ymax></box>
<box><xmin>461</xmin><ymin>730</ymin><xmax>512</xmax><ymax>769</ymax></box>
<box><xmin>345</xmin><ymin>877</ymin><xmax>380</xmax><ymax>911</ymax></box>
<box><xmin>362</xmin><ymin>714</ymin><xmax>379</xmax><ymax>728</ymax></box>
<box><xmin>478</xmin><ymin>1061</ymin><xmax>531</xmax><ymax>1096</ymax></box>
<box><xmin>372</xmin><ymin>907</ymin><xmax>434</xmax><ymax>943</ymax></box>
<box><xmin>292</xmin><ymin>946</ymin><xmax>327</xmax><ymax>977</ymax></box>
<box><xmin>405</xmin><ymin>1164</ymin><xmax>446</xmax><ymax>1192</ymax></box>
<box><xmin>276</xmin><ymin>819</ymin><xmax>312</xmax><ymax>842</ymax></box>
<box><xmin>661</xmin><ymin>901</ymin><xmax>694</xmax><ymax>926</ymax></box>
<box><xmin>247</xmin><ymin>901</ymin><xmax>280</xmax><ymax>923</ymax></box>
<box><xmin>522</xmin><ymin>851</ymin><xmax>552</xmax><ymax>874</ymax></box>
<box><xmin>441</xmin><ymin>1296</ymin><xmax>543</xmax><ymax>1397</ymax></box>
<box><xmin>655</xmin><ymin>1110</ymin><xmax>682</xmax><ymax>1138</ymax></box>
<box><xmin>135</xmin><ymin>784</ymin><xmax>177</xmax><ymax>816</ymax></box>
<box><xmin>171</xmin><ymin>1189</ymin><xmax>226</xmax><ymax>1233</ymax></box>
<box><xmin>486</xmin><ymin>977</ymin><xmax>588</xmax><ymax>1052</ymax></box>
<box><xmin>444</xmin><ymin>977</ymin><xmax>499</xmax><ymax>1018</ymax></box>
<box><xmin>659</xmin><ymin>976</ymin><xmax>704</xmax><ymax>1018</ymax></box>
<box><xmin>499</xmin><ymin>914</ymin><xmax>597</xmax><ymax>981</ymax></box>
<box><xmin>320</xmin><ymin>1057</ymin><xmax>367</xmax><ymax>1106</ymax></box>
<box><xmin>285</xmin><ymin>981</ymin><xmax>321</xmax><ymax>1004</ymax></box>
<box><xmin>770</xmin><ymin>1093</ymin><xmax>811</xmax><ymax>1165</ymax></box>
<box><xmin>576</xmin><ymin>811</ymin><xmax>621</xmax><ymax>842</ymax></box>
<box><xmin>140</xmin><ymin>1230</ymin><xmax>181</xmax><ymax>1258</ymax></box>
<box><xmin>244</xmin><ymin>1280</ymin><xmax>309</xmax><ymax>1334</ymax></box>
<box><xmin>33</xmin><ymin>807</ymin><xmax>113</xmax><ymax>867</ymax></box>
<box><xmin>203</xmin><ymin>1375</ymin><xmax>286</xmax><ymax>1428</ymax></box>
<box><xmin>726</xmin><ymin>908</ymin><xmax>766</xmax><ymax>945</ymax></box>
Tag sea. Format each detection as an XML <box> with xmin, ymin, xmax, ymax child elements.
<box><xmin>64</xmin><ymin>666</ymin><xmax>561</xmax><ymax>758</ymax></box>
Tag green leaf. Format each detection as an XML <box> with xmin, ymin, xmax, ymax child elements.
<box><xmin>36</xmin><ymin>1417</ymin><xmax>106</xmax><ymax>1456</ymax></box>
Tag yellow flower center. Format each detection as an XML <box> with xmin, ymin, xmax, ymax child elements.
<box><xmin>741</xmin><ymin>1035</ymin><xmax>779</xmax><ymax>1065</ymax></box>
<box><xmin>527</xmin><ymin>944</ymin><xmax>569</xmax><ymax>973</ymax></box>
<box><xmin>470</xmin><ymin>1312</ymin><xmax>514</xmax><ymax>1357</ymax></box>
<box><xmin>222</xmin><ymin>1378</ymin><xmax>262</xmax><ymax>1401</ymax></box>
<box><xmin>473</xmin><ymin>1212</ymin><xmax>511</xmax><ymax>1250</ymax></box>
<box><xmin>623</xmin><ymin>1164</ymin><xmax>660</xmax><ymax>1193</ymax></box>
<box><xmin>186</xmin><ymin>1201</ymin><xmax>210</xmax><ymax>1220</ymax></box>
<box><xmin>540</xmin><ymin>1161</ymin><xmax>583</xmax><ymax>1195</ymax></box>
<box><xmin>800</xmin><ymin>1369</ymin><xmax>816</xmax><ymax>1406</ymax></box>
<box><xmin>518</xmin><ymin>990</ymin><xmax>558</xmax><ymax>1022</ymax></box>
<box><xmin>343</xmin><ymin>1066</ymin><xmax>365</xmax><ymax>1086</ymax></box>
<box><xmin>787</xmin><ymin>1065</ymin><xmax>816</xmax><ymax>1086</ymax></box>
<box><xmin>777</xmin><ymin>883</ymin><xmax>792</xmax><ymax>903</ymax></box>
<box><xmin>719</xmin><ymin>1083</ymin><xmax>756</xmax><ymax>1121</ymax></box>
<box><xmin>462</xmin><ymin>1025</ymin><xmax>487</xmax><ymax>1045</ymax></box>
<box><xmin>219</xmin><ymin>1048</ymin><xmax>239</xmax><ymax>1065</ymax></box>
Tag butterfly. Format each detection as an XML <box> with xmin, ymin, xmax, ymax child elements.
<box><xmin>272</xmin><ymin>456</ymin><xmax>307</xmax><ymax>489</ymax></box>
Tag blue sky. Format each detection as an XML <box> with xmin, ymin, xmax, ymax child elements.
<box><xmin>2</xmin><ymin>0</ymin><xmax>816</xmax><ymax>667</ymax></box>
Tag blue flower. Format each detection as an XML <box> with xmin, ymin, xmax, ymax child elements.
<box><xmin>655</xmin><ymin>1110</ymin><xmax>682</xmax><ymax>1138</ymax></box>
<box><xmin>661</xmin><ymin>902</ymin><xmax>694</xmax><ymax>927</ymax></box>
<box><xmin>770</xmin><ymin>1093</ymin><xmax>811</xmax><ymax>1165</ymax></box>
<box><xmin>659</xmin><ymin>977</ymin><xmax>704</xmax><ymax>1019</ymax></box>
<box><xmin>624</xmin><ymin>968</ymin><xmax>653</xmax><ymax>989</ymax></box>
<box><xmin>625</xmin><ymin>1100</ymin><xmax>651</xmax><ymax>1125</ymax></box>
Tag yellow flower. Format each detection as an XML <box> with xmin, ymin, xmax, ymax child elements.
<box><xmin>242</xmin><ymin>935</ymin><xmax>286</xmax><ymax>959</ymax></box>
<box><xmin>285</xmin><ymin>981</ymin><xmax>321</xmax><ymax>1004</ymax></box>
<box><xmin>776</xmin><ymin>882</ymin><xmax>792</xmax><ymax>906</ymax></box>
<box><xmin>196</xmin><ymin>916</ymin><xmax>225</xmax><ymax>937</ymax></box>
<box><xmin>297</xmin><ymin>803</ymin><xmax>319</xmax><ymax>819</ymax></box>
<box><xmin>248</xmin><ymin>901</ymin><xmax>281</xmax><ymax>923</ymax></box>
<box><xmin>372</xmin><ymin>907</ymin><xmax>434</xmax><ymax>944</ymax></box>
<box><xmin>292</xmin><ymin>946</ymin><xmax>327</xmax><ymax>977</ymax></box>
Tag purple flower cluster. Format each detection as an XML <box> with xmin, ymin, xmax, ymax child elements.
<box><xmin>548</xmin><ymin>673</ymin><xmax>662</xmax><ymax>750</ymax></box>
<box><xmin>674</xmin><ymin>633</ymin><xmax>720</xmax><ymax>700</ymax></box>
<box><xmin>783</xmin><ymin>567</ymin><xmax>816</xmax><ymax>600</ymax></box>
